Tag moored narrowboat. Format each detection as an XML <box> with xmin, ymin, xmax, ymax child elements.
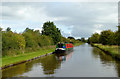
<box><xmin>55</xmin><ymin>42</ymin><xmax>73</xmax><ymax>53</ymax></box>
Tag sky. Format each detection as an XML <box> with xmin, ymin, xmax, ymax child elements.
<box><xmin>0</xmin><ymin>1</ymin><xmax>119</xmax><ymax>39</ymax></box>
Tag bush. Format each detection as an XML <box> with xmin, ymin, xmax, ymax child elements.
<box><xmin>2</xmin><ymin>31</ymin><xmax>25</xmax><ymax>56</ymax></box>
<box><xmin>23</xmin><ymin>28</ymin><xmax>54</xmax><ymax>49</ymax></box>
<box><xmin>38</xmin><ymin>35</ymin><xmax>54</xmax><ymax>47</ymax></box>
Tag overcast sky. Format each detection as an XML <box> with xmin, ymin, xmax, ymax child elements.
<box><xmin>0</xmin><ymin>2</ymin><xmax>119</xmax><ymax>39</ymax></box>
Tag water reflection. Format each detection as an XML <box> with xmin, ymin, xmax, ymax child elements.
<box><xmin>40</xmin><ymin>50</ymin><xmax>73</xmax><ymax>75</ymax></box>
<box><xmin>55</xmin><ymin>50</ymin><xmax>73</xmax><ymax>62</ymax></box>
<box><xmin>92</xmin><ymin>47</ymin><xmax>120</xmax><ymax>77</ymax></box>
<box><xmin>2</xmin><ymin>50</ymin><xmax>74</xmax><ymax>77</ymax></box>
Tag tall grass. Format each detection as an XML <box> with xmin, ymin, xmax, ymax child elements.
<box><xmin>93</xmin><ymin>44</ymin><xmax>120</xmax><ymax>59</ymax></box>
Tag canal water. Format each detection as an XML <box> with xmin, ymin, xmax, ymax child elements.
<box><xmin>2</xmin><ymin>43</ymin><xmax>120</xmax><ymax>77</ymax></box>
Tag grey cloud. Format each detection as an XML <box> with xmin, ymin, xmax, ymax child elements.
<box><xmin>1</xmin><ymin>2</ymin><xmax>118</xmax><ymax>38</ymax></box>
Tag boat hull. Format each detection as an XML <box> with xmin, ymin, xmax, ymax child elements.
<box><xmin>55</xmin><ymin>47</ymin><xmax>73</xmax><ymax>53</ymax></box>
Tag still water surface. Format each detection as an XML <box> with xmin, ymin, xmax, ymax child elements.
<box><xmin>2</xmin><ymin>43</ymin><xmax>120</xmax><ymax>77</ymax></box>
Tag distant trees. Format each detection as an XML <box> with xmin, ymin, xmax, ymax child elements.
<box><xmin>88</xmin><ymin>33</ymin><xmax>100</xmax><ymax>44</ymax></box>
<box><xmin>88</xmin><ymin>26</ymin><xmax>120</xmax><ymax>46</ymax></box>
<box><xmin>68</xmin><ymin>36</ymin><xmax>75</xmax><ymax>40</ymax></box>
<box><xmin>42</xmin><ymin>21</ymin><xmax>61</xmax><ymax>44</ymax></box>
<box><xmin>76</xmin><ymin>39</ymin><xmax>81</xmax><ymax>41</ymax></box>
<box><xmin>81</xmin><ymin>37</ymin><xmax>86</xmax><ymax>42</ymax></box>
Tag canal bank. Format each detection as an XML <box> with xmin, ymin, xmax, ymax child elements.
<box><xmin>91</xmin><ymin>44</ymin><xmax>120</xmax><ymax>60</ymax></box>
<box><xmin>1</xmin><ymin>47</ymin><xmax>55</xmax><ymax>70</ymax></box>
<box><xmin>1</xmin><ymin>42</ymin><xmax>84</xmax><ymax>70</ymax></box>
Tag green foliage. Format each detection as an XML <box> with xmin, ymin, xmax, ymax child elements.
<box><xmin>76</xmin><ymin>39</ymin><xmax>81</xmax><ymax>41</ymax></box>
<box><xmin>115</xmin><ymin>31</ymin><xmax>120</xmax><ymax>45</ymax></box>
<box><xmin>99</xmin><ymin>30</ymin><xmax>114</xmax><ymax>45</ymax></box>
<box><xmin>23</xmin><ymin>28</ymin><xmax>53</xmax><ymax>49</ymax></box>
<box><xmin>2</xmin><ymin>31</ymin><xmax>25</xmax><ymax>56</ymax></box>
<box><xmin>81</xmin><ymin>37</ymin><xmax>86</xmax><ymax>42</ymax></box>
<box><xmin>0</xmin><ymin>27</ymin><xmax>2</xmax><ymax>31</ymax></box>
<box><xmin>2</xmin><ymin>27</ymin><xmax>54</xmax><ymax>56</ymax></box>
<box><xmin>88</xmin><ymin>25</ymin><xmax>120</xmax><ymax>45</ymax></box>
<box><xmin>68</xmin><ymin>36</ymin><xmax>75</xmax><ymax>40</ymax></box>
<box><xmin>6</xmin><ymin>27</ymin><xmax>11</xmax><ymax>32</ymax></box>
<box><xmin>117</xmin><ymin>26</ymin><xmax>120</xmax><ymax>45</ymax></box>
<box><xmin>42</xmin><ymin>21</ymin><xmax>61</xmax><ymax>44</ymax></box>
<box><xmin>23</xmin><ymin>28</ymin><xmax>38</xmax><ymax>48</ymax></box>
<box><xmin>61</xmin><ymin>37</ymin><xmax>70</xmax><ymax>43</ymax></box>
<box><xmin>38</xmin><ymin>35</ymin><xmax>53</xmax><ymax>46</ymax></box>
<box><xmin>2</xmin><ymin>21</ymin><xmax>83</xmax><ymax>57</ymax></box>
<box><xmin>88</xmin><ymin>33</ymin><xmax>100</xmax><ymax>44</ymax></box>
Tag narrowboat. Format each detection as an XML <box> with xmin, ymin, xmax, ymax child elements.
<box><xmin>55</xmin><ymin>42</ymin><xmax>73</xmax><ymax>53</ymax></box>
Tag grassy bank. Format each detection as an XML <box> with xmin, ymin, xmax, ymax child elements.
<box><xmin>93</xmin><ymin>44</ymin><xmax>120</xmax><ymax>59</ymax></box>
<box><xmin>1</xmin><ymin>42</ymin><xmax>84</xmax><ymax>68</ymax></box>
<box><xmin>2</xmin><ymin>46</ymin><xmax>55</xmax><ymax>68</ymax></box>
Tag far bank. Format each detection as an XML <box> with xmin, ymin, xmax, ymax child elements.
<box><xmin>92</xmin><ymin>44</ymin><xmax>120</xmax><ymax>60</ymax></box>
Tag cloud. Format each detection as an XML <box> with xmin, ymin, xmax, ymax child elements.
<box><xmin>0</xmin><ymin>2</ymin><xmax>118</xmax><ymax>38</ymax></box>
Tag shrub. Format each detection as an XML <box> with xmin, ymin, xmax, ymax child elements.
<box><xmin>2</xmin><ymin>31</ymin><xmax>25</xmax><ymax>56</ymax></box>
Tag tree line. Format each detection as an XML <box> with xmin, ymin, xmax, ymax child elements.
<box><xmin>88</xmin><ymin>26</ymin><xmax>120</xmax><ymax>45</ymax></box>
<box><xmin>1</xmin><ymin>21</ymin><xmax>82</xmax><ymax>56</ymax></box>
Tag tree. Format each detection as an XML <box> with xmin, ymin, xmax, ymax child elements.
<box><xmin>6</xmin><ymin>27</ymin><xmax>11</xmax><ymax>32</ymax></box>
<box><xmin>42</xmin><ymin>21</ymin><xmax>61</xmax><ymax>44</ymax></box>
<box><xmin>68</xmin><ymin>36</ymin><xmax>75</xmax><ymax>40</ymax></box>
<box><xmin>76</xmin><ymin>39</ymin><xmax>81</xmax><ymax>41</ymax></box>
<box><xmin>89</xmin><ymin>33</ymin><xmax>100</xmax><ymax>43</ymax></box>
<box><xmin>81</xmin><ymin>37</ymin><xmax>85</xmax><ymax>42</ymax></box>
<box><xmin>23</xmin><ymin>28</ymin><xmax>39</xmax><ymax>48</ymax></box>
<box><xmin>0</xmin><ymin>27</ymin><xmax>2</xmax><ymax>31</ymax></box>
<box><xmin>23</xmin><ymin>28</ymin><xmax>53</xmax><ymax>49</ymax></box>
<box><xmin>99</xmin><ymin>30</ymin><xmax>114</xmax><ymax>45</ymax></box>
<box><xmin>116</xmin><ymin>26</ymin><xmax>120</xmax><ymax>45</ymax></box>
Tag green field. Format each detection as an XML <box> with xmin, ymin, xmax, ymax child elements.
<box><xmin>93</xmin><ymin>44</ymin><xmax>120</xmax><ymax>59</ymax></box>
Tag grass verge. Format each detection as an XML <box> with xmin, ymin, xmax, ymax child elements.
<box><xmin>2</xmin><ymin>46</ymin><xmax>55</xmax><ymax>68</ymax></box>
<box><xmin>93</xmin><ymin>44</ymin><xmax>120</xmax><ymax>59</ymax></box>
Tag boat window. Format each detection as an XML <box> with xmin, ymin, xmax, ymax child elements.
<box><xmin>57</xmin><ymin>43</ymin><xmax>63</xmax><ymax>48</ymax></box>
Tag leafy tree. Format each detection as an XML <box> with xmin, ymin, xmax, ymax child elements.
<box><xmin>6</xmin><ymin>27</ymin><xmax>11</xmax><ymax>32</ymax></box>
<box><xmin>68</xmin><ymin>36</ymin><xmax>75</xmax><ymax>40</ymax></box>
<box><xmin>89</xmin><ymin>33</ymin><xmax>100</xmax><ymax>43</ymax></box>
<box><xmin>116</xmin><ymin>26</ymin><xmax>120</xmax><ymax>45</ymax></box>
<box><xmin>81</xmin><ymin>37</ymin><xmax>85</xmax><ymax>42</ymax></box>
<box><xmin>0</xmin><ymin>27</ymin><xmax>2</xmax><ymax>31</ymax></box>
<box><xmin>77</xmin><ymin>39</ymin><xmax>81</xmax><ymax>41</ymax></box>
<box><xmin>99</xmin><ymin>30</ymin><xmax>114</xmax><ymax>45</ymax></box>
<box><xmin>38</xmin><ymin>35</ymin><xmax>53</xmax><ymax>46</ymax></box>
<box><xmin>42</xmin><ymin>21</ymin><xmax>61</xmax><ymax>44</ymax></box>
<box><xmin>23</xmin><ymin>28</ymin><xmax>39</xmax><ymax>48</ymax></box>
<box><xmin>23</xmin><ymin>28</ymin><xmax>53</xmax><ymax>49</ymax></box>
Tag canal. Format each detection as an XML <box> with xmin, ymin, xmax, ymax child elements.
<box><xmin>2</xmin><ymin>43</ymin><xmax>120</xmax><ymax>77</ymax></box>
